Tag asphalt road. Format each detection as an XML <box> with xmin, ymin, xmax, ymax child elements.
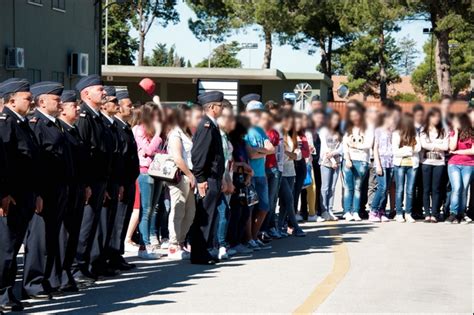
<box><xmin>19</xmin><ymin>220</ymin><xmax>473</xmax><ymax>314</ymax></box>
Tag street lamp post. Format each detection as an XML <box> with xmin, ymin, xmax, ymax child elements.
<box><xmin>423</xmin><ymin>27</ymin><xmax>434</xmax><ymax>102</ymax></box>
<box><xmin>240</xmin><ymin>43</ymin><xmax>258</xmax><ymax>68</ymax></box>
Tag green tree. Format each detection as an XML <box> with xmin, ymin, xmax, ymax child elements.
<box><xmin>102</xmin><ymin>5</ymin><xmax>138</xmax><ymax>65</ymax></box>
<box><xmin>195</xmin><ymin>41</ymin><xmax>242</xmax><ymax>68</ymax></box>
<box><xmin>412</xmin><ymin>23</ymin><xmax>474</xmax><ymax>100</ymax></box>
<box><xmin>143</xmin><ymin>43</ymin><xmax>185</xmax><ymax>67</ymax></box>
<box><xmin>339</xmin><ymin>0</ymin><xmax>407</xmax><ymax>100</ymax></box>
<box><xmin>397</xmin><ymin>36</ymin><xmax>419</xmax><ymax>75</ymax></box>
<box><xmin>129</xmin><ymin>0</ymin><xmax>180</xmax><ymax>66</ymax></box>
<box><xmin>186</xmin><ymin>0</ymin><xmax>302</xmax><ymax>69</ymax></box>
<box><xmin>405</xmin><ymin>0</ymin><xmax>473</xmax><ymax>96</ymax></box>
<box><xmin>336</xmin><ymin>34</ymin><xmax>401</xmax><ymax>99</ymax></box>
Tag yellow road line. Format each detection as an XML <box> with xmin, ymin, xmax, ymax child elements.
<box><xmin>293</xmin><ymin>226</ymin><xmax>350</xmax><ymax>314</ymax></box>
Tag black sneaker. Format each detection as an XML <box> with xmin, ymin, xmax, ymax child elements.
<box><xmin>445</xmin><ymin>214</ymin><xmax>459</xmax><ymax>224</ymax></box>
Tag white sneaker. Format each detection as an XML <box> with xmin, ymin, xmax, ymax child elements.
<box><xmin>138</xmin><ymin>245</ymin><xmax>161</xmax><ymax>260</ymax></box>
<box><xmin>321</xmin><ymin>211</ymin><xmax>331</xmax><ymax>221</ymax></box>
<box><xmin>396</xmin><ymin>214</ymin><xmax>405</xmax><ymax>223</ymax></box>
<box><xmin>316</xmin><ymin>216</ymin><xmax>326</xmax><ymax>222</ymax></box>
<box><xmin>295</xmin><ymin>214</ymin><xmax>304</xmax><ymax>222</ymax></box>
<box><xmin>160</xmin><ymin>238</ymin><xmax>170</xmax><ymax>249</ymax></box>
<box><xmin>405</xmin><ymin>214</ymin><xmax>416</xmax><ymax>223</ymax></box>
<box><xmin>168</xmin><ymin>247</ymin><xmax>184</xmax><ymax>260</ymax></box>
<box><xmin>124</xmin><ymin>240</ymin><xmax>138</xmax><ymax>253</ymax></box>
<box><xmin>149</xmin><ymin>235</ymin><xmax>159</xmax><ymax>246</ymax></box>
<box><xmin>328</xmin><ymin>211</ymin><xmax>339</xmax><ymax>221</ymax></box>
<box><xmin>352</xmin><ymin>212</ymin><xmax>362</xmax><ymax>221</ymax></box>
<box><xmin>343</xmin><ymin>213</ymin><xmax>354</xmax><ymax>221</ymax></box>
<box><xmin>461</xmin><ymin>216</ymin><xmax>472</xmax><ymax>224</ymax></box>
<box><xmin>307</xmin><ymin>215</ymin><xmax>317</xmax><ymax>222</ymax></box>
<box><xmin>218</xmin><ymin>246</ymin><xmax>229</xmax><ymax>260</ymax></box>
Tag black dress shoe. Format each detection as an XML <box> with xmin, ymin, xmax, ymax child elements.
<box><xmin>59</xmin><ymin>284</ymin><xmax>79</xmax><ymax>293</ymax></box>
<box><xmin>94</xmin><ymin>266</ymin><xmax>118</xmax><ymax>277</ymax></box>
<box><xmin>27</xmin><ymin>291</ymin><xmax>52</xmax><ymax>300</ymax></box>
<box><xmin>1</xmin><ymin>301</ymin><xmax>24</xmax><ymax>312</ymax></box>
<box><xmin>109</xmin><ymin>261</ymin><xmax>135</xmax><ymax>271</ymax></box>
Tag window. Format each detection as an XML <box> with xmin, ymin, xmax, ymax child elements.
<box><xmin>51</xmin><ymin>71</ymin><xmax>64</xmax><ymax>84</ymax></box>
<box><xmin>27</xmin><ymin>0</ymin><xmax>42</xmax><ymax>6</ymax></box>
<box><xmin>52</xmin><ymin>0</ymin><xmax>65</xmax><ymax>11</ymax></box>
<box><xmin>27</xmin><ymin>69</ymin><xmax>42</xmax><ymax>84</ymax></box>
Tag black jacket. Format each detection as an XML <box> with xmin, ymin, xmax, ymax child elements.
<box><xmin>58</xmin><ymin>119</ymin><xmax>89</xmax><ymax>185</ymax></box>
<box><xmin>114</xmin><ymin>117</ymin><xmax>139</xmax><ymax>185</ymax></box>
<box><xmin>74</xmin><ymin>103</ymin><xmax>111</xmax><ymax>184</ymax></box>
<box><xmin>191</xmin><ymin>115</ymin><xmax>225</xmax><ymax>183</ymax></box>
<box><xmin>28</xmin><ymin>110</ymin><xmax>74</xmax><ymax>188</ymax></box>
<box><xmin>0</xmin><ymin>107</ymin><xmax>40</xmax><ymax>193</ymax></box>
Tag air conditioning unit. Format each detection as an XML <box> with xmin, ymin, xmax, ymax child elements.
<box><xmin>70</xmin><ymin>52</ymin><xmax>89</xmax><ymax>76</ymax></box>
<box><xmin>5</xmin><ymin>47</ymin><xmax>25</xmax><ymax>70</ymax></box>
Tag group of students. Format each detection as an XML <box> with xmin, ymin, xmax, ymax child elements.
<box><xmin>0</xmin><ymin>74</ymin><xmax>472</xmax><ymax>312</ymax></box>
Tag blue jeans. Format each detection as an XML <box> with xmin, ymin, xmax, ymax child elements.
<box><xmin>252</xmin><ymin>176</ymin><xmax>270</xmax><ymax>212</ymax></box>
<box><xmin>371</xmin><ymin>167</ymin><xmax>393</xmax><ymax>212</ymax></box>
<box><xmin>278</xmin><ymin>176</ymin><xmax>300</xmax><ymax>231</ymax></box>
<box><xmin>263</xmin><ymin>167</ymin><xmax>282</xmax><ymax>231</ymax></box>
<box><xmin>448</xmin><ymin>164</ymin><xmax>473</xmax><ymax>215</ymax></box>
<box><xmin>320</xmin><ymin>165</ymin><xmax>340</xmax><ymax>213</ymax></box>
<box><xmin>138</xmin><ymin>173</ymin><xmax>162</xmax><ymax>246</ymax></box>
<box><xmin>394</xmin><ymin>166</ymin><xmax>417</xmax><ymax>215</ymax></box>
<box><xmin>342</xmin><ymin>160</ymin><xmax>369</xmax><ymax>214</ymax></box>
<box><xmin>215</xmin><ymin>195</ymin><xmax>230</xmax><ymax>247</ymax></box>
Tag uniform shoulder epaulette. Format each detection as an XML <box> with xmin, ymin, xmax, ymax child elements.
<box><xmin>79</xmin><ymin>111</ymin><xmax>87</xmax><ymax>118</ymax></box>
<box><xmin>29</xmin><ymin>117</ymin><xmax>38</xmax><ymax>124</ymax></box>
<box><xmin>0</xmin><ymin>113</ymin><xmax>7</xmax><ymax>120</ymax></box>
<box><xmin>204</xmin><ymin>121</ymin><xmax>211</xmax><ymax>128</ymax></box>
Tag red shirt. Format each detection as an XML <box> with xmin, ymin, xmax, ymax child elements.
<box><xmin>297</xmin><ymin>133</ymin><xmax>311</xmax><ymax>159</ymax></box>
<box><xmin>448</xmin><ymin>130</ymin><xmax>474</xmax><ymax>166</ymax></box>
<box><xmin>265</xmin><ymin>129</ymin><xmax>279</xmax><ymax>169</ymax></box>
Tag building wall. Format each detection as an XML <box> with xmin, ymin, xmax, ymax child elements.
<box><xmin>103</xmin><ymin>76</ymin><xmax>329</xmax><ymax>108</ymax></box>
<box><xmin>0</xmin><ymin>0</ymin><xmax>100</xmax><ymax>89</ymax></box>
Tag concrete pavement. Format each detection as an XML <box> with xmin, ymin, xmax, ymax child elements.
<box><xmin>18</xmin><ymin>220</ymin><xmax>472</xmax><ymax>314</ymax></box>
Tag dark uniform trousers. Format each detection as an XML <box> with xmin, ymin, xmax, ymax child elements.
<box><xmin>0</xmin><ymin>108</ymin><xmax>39</xmax><ymax>304</ymax></box>
<box><xmin>110</xmin><ymin>181</ymin><xmax>136</xmax><ymax>260</ymax></box>
<box><xmin>23</xmin><ymin>185</ymin><xmax>68</xmax><ymax>295</ymax></box>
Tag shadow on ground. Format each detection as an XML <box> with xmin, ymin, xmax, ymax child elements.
<box><xmin>15</xmin><ymin>222</ymin><xmax>376</xmax><ymax>314</ymax></box>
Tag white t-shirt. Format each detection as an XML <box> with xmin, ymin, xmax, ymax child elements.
<box><xmin>168</xmin><ymin>126</ymin><xmax>193</xmax><ymax>169</ymax></box>
<box><xmin>343</xmin><ymin>126</ymin><xmax>375</xmax><ymax>163</ymax></box>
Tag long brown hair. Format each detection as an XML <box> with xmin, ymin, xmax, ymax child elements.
<box><xmin>346</xmin><ymin>107</ymin><xmax>366</xmax><ymax>135</ymax></box>
<box><xmin>398</xmin><ymin>113</ymin><xmax>417</xmax><ymax>147</ymax></box>
<box><xmin>421</xmin><ymin>107</ymin><xmax>445</xmax><ymax>139</ymax></box>
<box><xmin>458</xmin><ymin>113</ymin><xmax>474</xmax><ymax>141</ymax></box>
<box><xmin>281</xmin><ymin>110</ymin><xmax>297</xmax><ymax>152</ymax></box>
<box><xmin>167</xmin><ymin>104</ymin><xmax>191</xmax><ymax>137</ymax></box>
<box><xmin>140</xmin><ymin>102</ymin><xmax>160</xmax><ymax>138</ymax></box>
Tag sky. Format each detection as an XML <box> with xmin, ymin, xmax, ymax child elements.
<box><xmin>129</xmin><ymin>1</ymin><xmax>431</xmax><ymax>73</ymax></box>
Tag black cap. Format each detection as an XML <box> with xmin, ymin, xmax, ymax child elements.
<box><xmin>75</xmin><ymin>74</ymin><xmax>103</xmax><ymax>92</ymax></box>
<box><xmin>104</xmin><ymin>85</ymin><xmax>116</xmax><ymax>97</ymax></box>
<box><xmin>0</xmin><ymin>78</ymin><xmax>30</xmax><ymax>96</ymax></box>
<box><xmin>198</xmin><ymin>91</ymin><xmax>224</xmax><ymax>105</ymax></box>
<box><xmin>241</xmin><ymin>93</ymin><xmax>261</xmax><ymax>105</ymax></box>
<box><xmin>116</xmin><ymin>89</ymin><xmax>130</xmax><ymax>101</ymax></box>
<box><xmin>31</xmin><ymin>81</ymin><xmax>64</xmax><ymax>99</ymax></box>
<box><xmin>60</xmin><ymin>90</ymin><xmax>77</xmax><ymax>103</ymax></box>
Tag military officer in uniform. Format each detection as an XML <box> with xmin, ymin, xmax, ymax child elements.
<box><xmin>190</xmin><ymin>91</ymin><xmax>225</xmax><ymax>265</ymax></box>
<box><xmin>109</xmin><ymin>89</ymin><xmax>139</xmax><ymax>270</ymax></box>
<box><xmin>0</xmin><ymin>78</ymin><xmax>41</xmax><ymax>311</ymax></box>
<box><xmin>56</xmin><ymin>90</ymin><xmax>88</xmax><ymax>291</ymax></box>
<box><xmin>91</xmin><ymin>85</ymin><xmax>122</xmax><ymax>276</ymax></box>
<box><xmin>22</xmin><ymin>82</ymin><xmax>73</xmax><ymax>299</ymax></box>
<box><xmin>72</xmin><ymin>75</ymin><xmax>110</xmax><ymax>283</ymax></box>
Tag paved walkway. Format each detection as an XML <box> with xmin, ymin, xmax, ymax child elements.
<box><xmin>19</xmin><ymin>220</ymin><xmax>472</xmax><ymax>314</ymax></box>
